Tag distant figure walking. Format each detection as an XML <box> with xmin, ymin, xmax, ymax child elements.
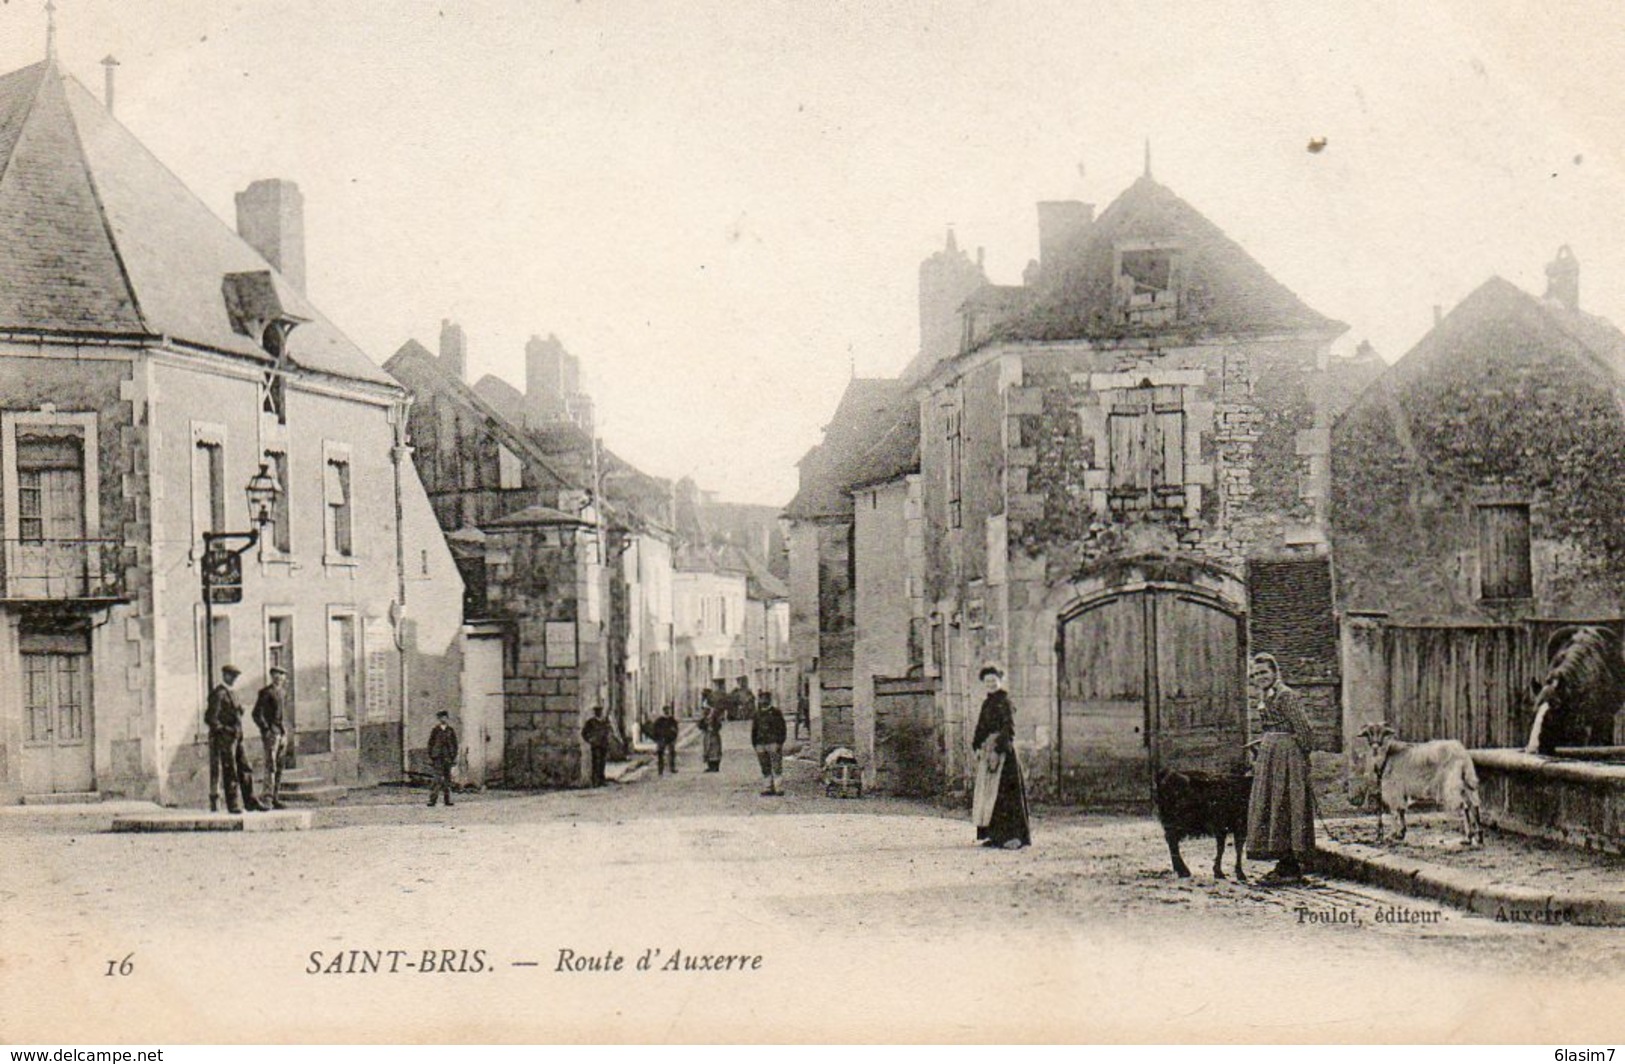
<box><xmin>650</xmin><ymin>705</ymin><xmax>679</xmax><ymax>775</ymax></box>
<box><xmin>252</xmin><ymin>666</ymin><xmax>289</xmax><ymax>810</ymax></box>
<box><xmin>702</xmin><ymin>682</ymin><xmax>727</xmax><ymax>772</ymax></box>
<box><xmin>732</xmin><ymin>676</ymin><xmax>757</xmax><ymax>723</ymax></box>
<box><xmin>205</xmin><ymin>664</ymin><xmax>263</xmax><ymax>814</ymax></box>
<box><xmin>582</xmin><ymin>705</ymin><xmax>611</xmax><ymax>787</ymax></box>
<box><xmin>427</xmin><ymin>710</ymin><xmax>458</xmax><ymax>807</ymax></box>
<box><xmin>971</xmin><ymin>665</ymin><xmax>1030</xmax><ymax>849</ymax></box>
<box><xmin>794</xmin><ymin>685</ymin><xmax>811</xmax><ymax>741</ymax></box>
<box><xmin>751</xmin><ymin>692</ymin><xmax>787</xmax><ymax>796</ymax></box>
<box><xmin>1245</xmin><ymin>653</ymin><xmax>1316</xmax><ymax>884</ymax></box>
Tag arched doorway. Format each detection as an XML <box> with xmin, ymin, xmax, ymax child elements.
<box><xmin>1057</xmin><ymin>586</ymin><xmax>1247</xmax><ymax>804</ymax></box>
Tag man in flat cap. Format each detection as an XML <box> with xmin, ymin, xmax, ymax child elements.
<box><xmin>205</xmin><ymin>664</ymin><xmax>262</xmax><ymax>814</ymax></box>
<box><xmin>253</xmin><ymin>666</ymin><xmax>290</xmax><ymax>810</ymax></box>
<box><xmin>427</xmin><ymin>710</ymin><xmax>458</xmax><ymax>808</ymax></box>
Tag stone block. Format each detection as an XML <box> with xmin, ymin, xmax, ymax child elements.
<box><xmin>1007</xmin><ymin>447</ymin><xmax>1037</xmax><ymax>468</ymax></box>
<box><xmin>1008</xmin><ymin>493</ymin><xmax>1046</xmax><ymax>520</ymax></box>
<box><xmin>1005</xmin><ymin>387</ymin><xmax>1045</xmax><ymax>416</ymax></box>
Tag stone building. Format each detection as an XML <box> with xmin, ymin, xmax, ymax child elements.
<box><xmin>0</xmin><ymin>56</ymin><xmax>464</xmax><ymax>803</ymax></box>
<box><xmin>385</xmin><ymin>335</ymin><xmax>669</xmax><ymax>785</ymax></box>
<box><xmin>1330</xmin><ymin>251</ymin><xmax>1625</xmax><ymax>749</ymax></box>
<box><xmin>791</xmin><ymin>169</ymin><xmax>1381</xmax><ymax>803</ymax></box>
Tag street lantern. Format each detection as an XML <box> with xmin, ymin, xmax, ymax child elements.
<box><xmin>200</xmin><ymin>467</ymin><xmax>286</xmax><ymax>775</ymax></box>
<box><xmin>244</xmin><ymin>462</ymin><xmax>280</xmax><ymax>529</ymax></box>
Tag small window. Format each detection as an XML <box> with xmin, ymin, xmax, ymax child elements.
<box><xmin>1116</xmin><ymin>245</ymin><xmax>1184</xmax><ymax>326</ymax></box>
<box><xmin>265</xmin><ymin>450</ymin><xmax>291</xmax><ymax>553</ymax></box>
<box><xmin>498</xmin><ymin>443</ymin><xmax>523</xmax><ymax>490</ymax></box>
<box><xmin>1478</xmin><ymin>503</ymin><xmax>1532</xmax><ymax>600</ymax></box>
<box><xmin>945</xmin><ymin>399</ymin><xmax>963</xmax><ymax>529</ymax></box>
<box><xmin>325</xmin><ymin>456</ymin><xmax>353</xmax><ymax>557</ymax></box>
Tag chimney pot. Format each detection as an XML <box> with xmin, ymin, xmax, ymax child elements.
<box><xmin>100</xmin><ymin>55</ymin><xmax>120</xmax><ymax>115</ymax></box>
<box><xmin>438</xmin><ymin>320</ymin><xmax>467</xmax><ymax>381</ymax></box>
<box><xmin>1545</xmin><ymin>245</ymin><xmax>1580</xmax><ymax>311</ymax></box>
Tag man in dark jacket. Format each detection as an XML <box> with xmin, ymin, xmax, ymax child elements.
<box><xmin>582</xmin><ymin>705</ymin><xmax>612</xmax><ymax>787</ymax></box>
<box><xmin>205</xmin><ymin>665</ymin><xmax>262</xmax><ymax>814</ymax></box>
<box><xmin>427</xmin><ymin>710</ymin><xmax>458</xmax><ymax>807</ymax></box>
<box><xmin>650</xmin><ymin>705</ymin><xmax>680</xmax><ymax>776</ymax></box>
<box><xmin>751</xmin><ymin>692</ymin><xmax>788</xmax><ymax>796</ymax></box>
<box><xmin>252</xmin><ymin>666</ymin><xmax>289</xmax><ymax>809</ymax></box>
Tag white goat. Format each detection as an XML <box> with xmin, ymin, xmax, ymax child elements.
<box><xmin>1356</xmin><ymin>722</ymin><xmax>1484</xmax><ymax>846</ymax></box>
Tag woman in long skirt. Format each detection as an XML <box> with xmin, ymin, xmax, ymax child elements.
<box><xmin>1245</xmin><ymin>653</ymin><xmax>1316</xmax><ymax>883</ymax></box>
<box><xmin>701</xmin><ymin>691</ymin><xmax>724</xmax><ymax>772</ymax></box>
<box><xmin>971</xmin><ymin>665</ymin><xmax>1031</xmax><ymax>849</ymax></box>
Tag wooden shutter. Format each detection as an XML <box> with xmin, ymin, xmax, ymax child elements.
<box><xmin>1478</xmin><ymin>504</ymin><xmax>1532</xmax><ymax>599</ymax></box>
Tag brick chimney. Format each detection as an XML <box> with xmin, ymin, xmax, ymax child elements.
<box><xmin>1036</xmin><ymin>201</ymin><xmax>1093</xmax><ymax>283</ymax></box>
<box><xmin>525</xmin><ymin>334</ymin><xmax>570</xmax><ymax>419</ymax></box>
<box><xmin>438</xmin><ymin>319</ymin><xmax>467</xmax><ymax>381</ymax></box>
<box><xmin>235</xmin><ymin>179</ymin><xmax>306</xmax><ymax>295</ymax></box>
<box><xmin>1545</xmin><ymin>245</ymin><xmax>1579</xmax><ymax>311</ymax></box>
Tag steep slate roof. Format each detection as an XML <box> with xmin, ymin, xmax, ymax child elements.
<box><xmin>986</xmin><ymin>175</ymin><xmax>1344</xmax><ymax>345</ymax></box>
<box><xmin>784</xmin><ymin>377</ymin><xmax>904</xmax><ymax>520</ymax></box>
<box><xmin>0</xmin><ymin>58</ymin><xmax>393</xmax><ymax>387</ymax></box>
<box><xmin>846</xmin><ymin>402</ymin><xmax>920</xmax><ymax>491</ymax></box>
<box><xmin>385</xmin><ymin>339</ymin><xmax>582</xmax><ymax>497</ymax></box>
<box><xmin>1374</xmin><ymin>276</ymin><xmax>1625</xmax><ymax>391</ymax></box>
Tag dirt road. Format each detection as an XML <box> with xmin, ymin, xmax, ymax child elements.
<box><xmin>3</xmin><ymin>723</ymin><xmax>1621</xmax><ymax>1042</ymax></box>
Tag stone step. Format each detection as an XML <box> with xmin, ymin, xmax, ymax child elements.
<box><xmin>277</xmin><ymin>785</ymin><xmax>348</xmax><ymax>805</ymax></box>
<box><xmin>20</xmin><ymin>791</ymin><xmax>101</xmax><ymax>805</ymax></box>
<box><xmin>112</xmin><ymin>810</ymin><xmax>312</xmax><ymax>833</ymax></box>
<box><xmin>278</xmin><ymin>770</ymin><xmax>326</xmax><ymax>784</ymax></box>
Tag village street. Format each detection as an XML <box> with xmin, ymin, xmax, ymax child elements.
<box><xmin>2</xmin><ymin>723</ymin><xmax>1622</xmax><ymax>1043</ymax></box>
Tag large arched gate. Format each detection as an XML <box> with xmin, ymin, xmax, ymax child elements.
<box><xmin>1056</xmin><ymin>587</ymin><xmax>1248</xmax><ymax>804</ymax></box>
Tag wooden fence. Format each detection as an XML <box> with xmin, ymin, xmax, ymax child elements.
<box><xmin>1380</xmin><ymin>619</ymin><xmax>1625</xmax><ymax>748</ymax></box>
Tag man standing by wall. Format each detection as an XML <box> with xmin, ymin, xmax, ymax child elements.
<box><xmin>205</xmin><ymin>665</ymin><xmax>261</xmax><ymax>814</ymax></box>
<box><xmin>252</xmin><ymin>667</ymin><xmax>289</xmax><ymax>810</ymax></box>
<box><xmin>427</xmin><ymin>710</ymin><xmax>458</xmax><ymax>808</ymax></box>
<box><xmin>732</xmin><ymin>676</ymin><xmax>757</xmax><ymax>723</ymax></box>
<box><xmin>582</xmin><ymin>705</ymin><xmax>611</xmax><ymax>787</ymax></box>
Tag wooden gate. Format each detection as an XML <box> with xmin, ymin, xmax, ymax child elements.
<box><xmin>1058</xmin><ymin>589</ymin><xmax>1247</xmax><ymax>804</ymax></box>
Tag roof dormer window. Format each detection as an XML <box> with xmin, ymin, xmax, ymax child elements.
<box><xmin>1114</xmin><ymin>242</ymin><xmax>1184</xmax><ymax>326</ymax></box>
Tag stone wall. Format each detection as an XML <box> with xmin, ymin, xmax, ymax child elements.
<box><xmin>485</xmin><ymin>523</ymin><xmax>588</xmax><ymax>787</ymax></box>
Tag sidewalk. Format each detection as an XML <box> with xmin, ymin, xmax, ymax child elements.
<box><xmin>1310</xmin><ymin>814</ymin><xmax>1625</xmax><ymax>926</ymax></box>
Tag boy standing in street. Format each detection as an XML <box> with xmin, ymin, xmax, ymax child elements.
<box><xmin>751</xmin><ymin>692</ymin><xmax>788</xmax><ymax>796</ymax></box>
<box><xmin>427</xmin><ymin>710</ymin><xmax>458</xmax><ymax>807</ymax></box>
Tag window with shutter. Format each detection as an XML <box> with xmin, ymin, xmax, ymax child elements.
<box><xmin>1478</xmin><ymin>503</ymin><xmax>1532</xmax><ymax>600</ymax></box>
<box><xmin>1107</xmin><ymin>384</ymin><xmax>1186</xmax><ymax>511</ymax></box>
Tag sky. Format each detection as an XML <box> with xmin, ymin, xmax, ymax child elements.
<box><xmin>3</xmin><ymin>0</ymin><xmax>1624</xmax><ymax>505</ymax></box>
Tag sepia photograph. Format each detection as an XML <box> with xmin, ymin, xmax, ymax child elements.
<box><xmin>0</xmin><ymin>0</ymin><xmax>1622</xmax><ymax>1047</ymax></box>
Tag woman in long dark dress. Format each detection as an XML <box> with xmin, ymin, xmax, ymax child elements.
<box><xmin>971</xmin><ymin>665</ymin><xmax>1032</xmax><ymax>849</ymax></box>
<box><xmin>1245</xmin><ymin>653</ymin><xmax>1316</xmax><ymax>883</ymax></box>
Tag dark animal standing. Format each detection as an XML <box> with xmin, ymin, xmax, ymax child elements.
<box><xmin>1152</xmin><ymin>768</ymin><xmax>1251</xmax><ymax>881</ymax></box>
<box><xmin>1526</xmin><ymin>625</ymin><xmax>1624</xmax><ymax>754</ymax></box>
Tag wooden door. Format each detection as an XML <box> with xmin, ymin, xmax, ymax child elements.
<box><xmin>1151</xmin><ymin>593</ymin><xmax>1248</xmax><ymax>775</ymax></box>
<box><xmin>20</xmin><ymin>651</ymin><xmax>94</xmax><ymax>793</ymax></box>
<box><xmin>1058</xmin><ymin>594</ymin><xmax>1148</xmax><ymax>803</ymax></box>
<box><xmin>461</xmin><ymin>634</ymin><xmax>505</xmax><ymax>785</ymax></box>
<box><xmin>1058</xmin><ymin>589</ymin><xmax>1246</xmax><ymax>804</ymax></box>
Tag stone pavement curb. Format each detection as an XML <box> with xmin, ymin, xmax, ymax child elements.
<box><xmin>110</xmin><ymin>809</ymin><xmax>313</xmax><ymax>833</ymax></box>
<box><xmin>1311</xmin><ymin>837</ymin><xmax>1625</xmax><ymax>926</ymax></box>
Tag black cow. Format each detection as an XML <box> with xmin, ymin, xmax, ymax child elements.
<box><xmin>1527</xmin><ymin>625</ymin><xmax>1624</xmax><ymax>754</ymax></box>
<box><xmin>1152</xmin><ymin>768</ymin><xmax>1251</xmax><ymax>881</ymax></box>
